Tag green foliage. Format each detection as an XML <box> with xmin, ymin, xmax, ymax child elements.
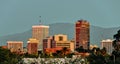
<box><xmin>113</xmin><ymin>30</ymin><xmax>120</xmax><ymax>50</ymax></box>
<box><xmin>75</xmin><ymin>46</ymin><xmax>88</xmax><ymax>53</ymax></box>
<box><xmin>24</xmin><ymin>53</ymin><xmax>38</xmax><ymax>58</ymax></box>
<box><xmin>66</xmin><ymin>53</ymin><xmax>74</xmax><ymax>58</ymax></box>
<box><xmin>87</xmin><ymin>47</ymin><xmax>111</xmax><ymax>64</ymax></box>
<box><xmin>111</xmin><ymin>30</ymin><xmax>120</xmax><ymax>63</ymax></box>
<box><xmin>38</xmin><ymin>47</ymin><xmax>73</xmax><ymax>58</ymax></box>
<box><xmin>0</xmin><ymin>47</ymin><xmax>23</xmax><ymax>64</ymax></box>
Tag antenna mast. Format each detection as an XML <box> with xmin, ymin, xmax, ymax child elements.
<box><xmin>39</xmin><ymin>16</ymin><xmax>42</xmax><ymax>25</ymax></box>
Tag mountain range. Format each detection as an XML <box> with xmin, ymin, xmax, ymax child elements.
<box><xmin>0</xmin><ymin>23</ymin><xmax>120</xmax><ymax>47</ymax></box>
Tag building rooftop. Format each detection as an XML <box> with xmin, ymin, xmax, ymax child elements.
<box><xmin>32</xmin><ymin>25</ymin><xmax>49</xmax><ymax>28</ymax></box>
<box><xmin>101</xmin><ymin>39</ymin><xmax>113</xmax><ymax>42</ymax></box>
<box><xmin>27</xmin><ymin>38</ymin><xmax>39</xmax><ymax>43</ymax></box>
<box><xmin>7</xmin><ymin>41</ymin><xmax>23</xmax><ymax>43</ymax></box>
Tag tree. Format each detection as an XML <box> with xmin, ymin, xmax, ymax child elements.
<box><xmin>87</xmin><ymin>48</ymin><xmax>106</xmax><ymax>64</ymax></box>
<box><xmin>56</xmin><ymin>50</ymin><xmax>62</xmax><ymax>58</ymax></box>
<box><xmin>101</xmin><ymin>47</ymin><xmax>107</xmax><ymax>56</ymax></box>
<box><xmin>0</xmin><ymin>47</ymin><xmax>22</xmax><ymax>64</ymax></box>
<box><xmin>111</xmin><ymin>30</ymin><xmax>120</xmax><ymax>63</ymax></box>
<box><xmin>75</xmin><ymin>46</ymin><xmax>85</xmax><ymax>52</ymax></box>
<box><xmin>62</xmin><ymin>47</ymin><xmax>69</xmax><ymax>57</ymax></box>
<box><xmin>113</xmin><ymin>30</ymin><xmax>120</xmax><ymax>50</ymax></box>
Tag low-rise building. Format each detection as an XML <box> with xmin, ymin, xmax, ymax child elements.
<box><xmin>43</xmin><ymin>34</ymin><xmax>75</xmax><ymax>53</ymax></box>
<box><xmin>7</xmin><ymin>41</ymin><xmax>23</xmax><ymax>52</ymax></box>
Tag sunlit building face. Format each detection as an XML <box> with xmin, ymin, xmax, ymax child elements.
<box><xmin>32</xmin><ymin>25</ymin><xmax>49</xmax><ymax>50</ymax></box>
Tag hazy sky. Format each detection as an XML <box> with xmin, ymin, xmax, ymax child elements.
<box><xmin>0</xmin><ymin>0</ymin><xmax>120</xmax><ymax>36</ymax></box>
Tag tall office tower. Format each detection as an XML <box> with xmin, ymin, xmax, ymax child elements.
<box><xmin>101</xmin><ymin>39</ymin><xmax>113</xmax><ymax>54</ymax></box>
<box><xmin>7</xmin><ymin>41</ymin><xmax>23</xmax><ymax>52</ymax></box>
<box><xmin>75</xmin><ymin>20</ymin><xmax>90</xmax><ymax>49</ymax></box>
<box><xmin>27</xmin><ymin>38</ymin><xmax>39</xmax><ymax>54</ymax></box>
<box><xmin>32</xmin><ymin>25</ymin><xmax>49</xmax><ymax>50</ymax></box>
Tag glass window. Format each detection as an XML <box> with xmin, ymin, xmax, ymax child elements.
<box><xmin>59</xmin><ymin>36</ymin><xmax>63</xmax><ymax>41</ymax></box>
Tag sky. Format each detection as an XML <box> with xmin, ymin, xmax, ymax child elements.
<box><xmin>0</xmin><ymin>0</ymin><xmax>120</xmax><ymax>36</ymax></box>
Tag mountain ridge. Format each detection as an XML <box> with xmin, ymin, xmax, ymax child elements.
<box><xmin>0</xmin><ymin>23</ymin><xmax>119</xmax><ymax>47</ymax></box>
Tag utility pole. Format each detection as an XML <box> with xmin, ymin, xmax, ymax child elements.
<box><xmin>113</xmin><ymin>54</ymin><xmax>115</xmax><ymax>64</ymax></box>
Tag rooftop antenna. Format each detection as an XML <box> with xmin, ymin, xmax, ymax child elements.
<box><xmin>39</xmin><ymin>16</ymin><xmax>42</xmax><ymax>25</ymax></box>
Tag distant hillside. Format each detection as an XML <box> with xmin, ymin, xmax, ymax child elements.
<box><xmin>0</xmin><ymin>23</ymin><xmax>120</xmax><ymax>47</ymax></box>
<box><xmin>90</xmin><ymin>26</ymin><xmax>120</xmax><ymax>46</ymax></box>
<box><xmin>0</xmin><ymin>30</ymin><xmax>32</xmax><ymax>46</ymax></box>
<box><xmin>49</xmin><ymin>23</ymin><xmax>74</xmax><ymax>40</ymax></box>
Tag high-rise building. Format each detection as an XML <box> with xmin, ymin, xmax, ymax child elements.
<box><xmin>75</xmin><ymin>20</ymin><xmax>90</xmax><ymax>49</ymax></box>
<box><xmin>27</xmin><ymin>38</ymin><xmax>39</xmax><ymax>54</ymax></box>
<box><xmin>32</xmin><ymin>25</ymin><xmax>49</xmax><ymax>50</ymax></box>
<box><xmin>101</xmin><ymin>39</ymin><xmax>113</xmax><ymax>54</ymax></box>
<box><xmin>7</xmin><ymin>41</ymin><xmax>23</xmax><ymax>52</ymax></box>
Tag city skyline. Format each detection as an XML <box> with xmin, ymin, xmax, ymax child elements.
<box><xmin>0</xmin><ymin>0</ymin><xmax>120</xmax><ymax>36</ymax></box>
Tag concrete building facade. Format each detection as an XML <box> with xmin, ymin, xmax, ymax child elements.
<box><xmin>43</xmin><ymin>36</ymin><xmax>56</xmax><ymax>50</ymax></box>
<box><xmin>54</xmin><ymin>34</ymin><xmax>74</xmax><ymax>52</ymax></box>
<box><xmin>101</xmin><ymin>39</ymin><xmax>113</xmax><ymax>54</ymax></box>
<box><xmin>32</xmin><ymin>25</ymin><xmax>49</xmax><ymax>50</ymax></box>
<box><xmin>7</xmin><ymin>41</ymin><xmax>23</xmax><ymax>52</ymax></box>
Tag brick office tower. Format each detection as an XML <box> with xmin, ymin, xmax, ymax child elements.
<box><xmin>75</xmin><ymin>20</ymin><xmax>90</xmax><ymax>49</ymax></box>
<box><xmin>32</xmin><ymin>25</ymin><xmax>49</xmax><ymax>50</ymax></box>
<box><xmin>27</xmin><ymin>38</ymin><xmax>39</xmax><ymax>54</ymax></box>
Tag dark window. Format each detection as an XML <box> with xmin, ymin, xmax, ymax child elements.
<box><xmin>59</xmin><ymin>36</ymin><xmax>63</xmax><ymax>41</ymax></box>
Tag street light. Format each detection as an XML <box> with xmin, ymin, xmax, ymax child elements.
<box><xmin>113</xmin><ymin>54</ymin><xmax>115</xmax><ymax>64</ymax></box>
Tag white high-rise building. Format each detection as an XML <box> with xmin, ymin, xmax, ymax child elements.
<box><xmin>32</xmin><ymin>25</ymin><xmax>49</xmax><ymax>50</ymax></box>
<box><xmin>101</xmin><ymin>39</ymin><xmax>113</xmax><ymax>54</ymax></box>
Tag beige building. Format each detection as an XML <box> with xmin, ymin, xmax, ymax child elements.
<box><xmin>54</xmin><ymin>34</ymin><xmax>75</xmax><ymax>52</ymax></box>
<box><xmin>101</xmin><ymin>39</ymin><xmax>113</xmax><ymax>54</ymax></box>
<box><xmin>89</xmin><ymin>45</ymin><xmax>98</xmax><ymax>50</ymax></box>
<box><xmin>32</xmin><ymin>25</ymin><xmax>49</xmax><ymax>50</ymax></box>
<box><xmin>7</xmin><ymin>41</ymin><xmax>23</xmax><ymax>52</ymax></box>
<box><xmin>27</xmin><ymin>38</ymin><xmax>39</xmax><ymax>54</ymax></box>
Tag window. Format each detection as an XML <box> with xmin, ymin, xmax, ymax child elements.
<box><xmin>59</xmin><ymin>36</ymin><xmax>63</xmax><ymax>41</ymax></box>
